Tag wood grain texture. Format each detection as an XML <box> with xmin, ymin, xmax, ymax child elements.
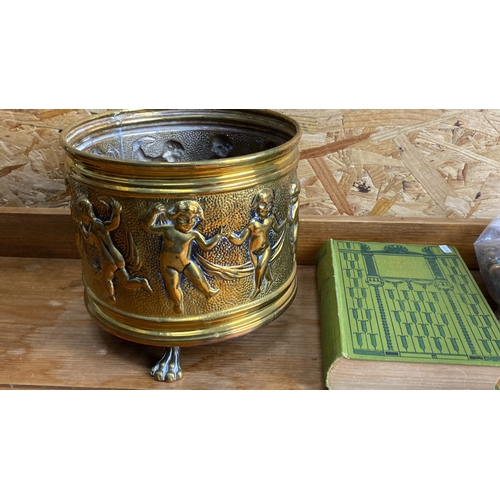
<box><xmin>0</xmin><ymin>207</ymin><xmax>78</xmax><ymax>259</ymax></box>
<box><xmin>2</xmin><ymin>109</ymin><xmax>500</xmax><ymax>221</ymax></box>
<box><xmin>0</xmin><ymin>258</ymin><xmax>496</xmax><ymax>390</ymax></box>
<box><xmin>296</xmin><ymin>216</ymin><xmax>489</xmax><ymax>269</ymax></box>
<box><xmin>0</xmin><ymin>258</ymin><xmax>323</xmax><ymax>390</ymax></box>
<box><xmin>299</xmin><ymin>132</ymin><xmax>373</xmax><ymax>160</ymax></box>
<box><xmin>307</xmin><ymin>158</ymin><xmax>354</xmax><ymax>215</ymax></box>
<box><xmin>0</xmin><ymin>208</ymin><xmax>490</xmax><ymax>269</ymax></box>
<box><xmin>279</xmin><ymin>109</ymin><xmax>500</xmax><ymax>219</ymax></box>
<box><xmin>393</xmin><ymin>134</ymin><xmax>458</xmax><ymax>210</ymax></box>
<box><xmin>0</xmin><ymin>109</ymin><xmax>95</xmax><ymax>208</ymax></box>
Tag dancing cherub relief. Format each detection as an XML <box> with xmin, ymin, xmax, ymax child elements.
<box><xmin>141</xmin><ymin>200</ymin><xmax>225</xmax><ymax>314</ymax></box>
<box><xmin>198</xmin><ymin>189</ymin><xmax>287</xmax><ymax>299</ymax></box>
<box><xmin>142</xmin><ymin>188</ymin><xmax>291</xmax><ymax>311</ymax></box>
<box><xmin>74</xmin><ymin>196</ymin><xmax>153</xmax><ymax>301</ymax></box>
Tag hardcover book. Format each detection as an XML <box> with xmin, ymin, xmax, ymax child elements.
<box><xmin>316</xmin><ymin>239</ymin><xmax>500</xmax><ymax>389</ymax></box>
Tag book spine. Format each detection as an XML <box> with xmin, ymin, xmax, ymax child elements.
<box><xmin>316</xmin><ymin>239</ymin><xmax>344</xmax><ymax>388</ymax></box>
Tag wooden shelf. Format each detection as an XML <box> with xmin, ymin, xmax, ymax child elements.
<box><xmin>0</xmin><ymin>208</ymin><xmax>497</xmax><ymax>390</ymax></box>
<box><xmin>1</xmin><ymin>260</ymin><xmax>496</xmax><ymax>390</ymax></box>
<box><xmin>0</xmin><ymin>257</ymin><xmax>323</xmax><ymax>390</ymax></box>
<box><xmin>0</xmin><ymin>207</ymin><xmax>491</xmax><ymax>268</ymax></box>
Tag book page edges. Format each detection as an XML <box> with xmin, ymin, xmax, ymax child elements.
<box><xmin>327</xmin><ymin>357</ymin><xmax>500</xmax><ymax>389</ymax></box>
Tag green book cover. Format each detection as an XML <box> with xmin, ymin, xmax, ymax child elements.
<box><xmin>316</xmin><ymin>239</ymin><xmax>500</xmax><ymax>389</ymax></box>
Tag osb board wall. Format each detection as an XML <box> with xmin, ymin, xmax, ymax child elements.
<box><xmin>1</xmin><ymin>109</ymin><xmax>500</xmax><ymax>219</ymax></box>
<box><xmin>0</xmin><ymin>109</ymin><xmax>97</xmax><ymax>208</ymax></box>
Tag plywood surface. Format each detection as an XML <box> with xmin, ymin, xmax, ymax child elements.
<box><xmin>280</xmin><ymin>109</ymin><xmax>500</xmax><ymax>220</ymax></box>
<box><xmin>0</xmin><ymin>110</ymin><xmax>95</xmax><ymax>208</ymax></box>
<box><xmin>0</xmin><ymin>258</ymin><xmax>323</xmax><ymax>390</ymax></box>
<box><xmin>2</xmin><ymin>109</ymin><xmax>500</xmax><ymax>222</ymax></box>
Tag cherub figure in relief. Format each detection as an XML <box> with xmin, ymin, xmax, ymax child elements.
<box><xmin>142</xmin><ymin>200</ymin><xmax>225</xmax><ymax>314</ymax></box>
<box><xmin>225</xmin><ymin>189</ymin><xmax>287</xmax><ymax>299</ymax></box>
<box><xmin>75</xmin><ymin>196</ymin><xmax>153</xmax><ymax>301</ymax></box>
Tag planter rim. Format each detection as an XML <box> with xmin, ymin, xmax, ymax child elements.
<box><xmin>59</xmin><ymin>108</ymin><xmax>302</xmax><ymax>174</ymax></box>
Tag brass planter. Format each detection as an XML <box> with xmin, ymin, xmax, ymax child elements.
<box><xmin>60</xmin><ymin>109</ymin><xmax>301</xmax><ymax>381</ymax></box>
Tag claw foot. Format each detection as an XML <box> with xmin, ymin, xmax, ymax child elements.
<box><xmin>151</xmin><ymin>347</ymin><xmax>182</xmax><ymax>382</ymax></box>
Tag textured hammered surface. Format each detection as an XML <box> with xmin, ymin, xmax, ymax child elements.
<box><xmin>68</xmin><ymin>171</ymin><xmax>298</xmax><ymax>320</ymax></box>
<box><xmin>84</xmin><ymin>126</ymin><xmax>284</xmax><ymax>163</ymax></box>
<box><xmin>64</xmin><ymin>110</ymin><xmax>300</xmax><ymax>342</ymax></box>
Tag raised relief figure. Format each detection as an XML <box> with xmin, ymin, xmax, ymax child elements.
<box><xmin>225</xmin><ymin>189</ymin><xmax>287</xmax><ymax>298</ymax></box>
<box><xmin>142</xmin><ymin>200</ymin><xmax>225</xmax><ymax>314</ymax></box>
<box><xmin>210</xmin><ymin>135</ymin><xmax>233</xmax><ymax>158</ymax></box>
<box><xmin>132</xmin><ymin>137</ymin><xmax>185</xmax><ymax>162</ymax></box>
<box><xmin>74</xmin><ymin>196</ymin><xmax>153</xmax><ymax>301</ymax></box>
<box><xmin>90</xmin><ymin>144</ymin><xmax>120</xmax><ymax>158</ymax></box>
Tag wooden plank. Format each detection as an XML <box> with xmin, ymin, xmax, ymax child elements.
<box><xmin>0</xmin><ymin>208</ymin><xmax>78</xmax><ymax>259</ymax></box>
<box><xmin>0</xmin><ymin>260</ymin><xmax>495</xmax><ymax>391</ymax></box>
<box><xmin>0</xmin><ymin>258</ymin><xmax>323</xmax><ymax>390</ymax></box>
<box><xmin>0</xmin><ymin>208</ymin><xmax>491</xmax><ymax>268</ymax></box>
<box><xmin>296</xmin><ymin>216</ymin><xmax>489</xmax><ymax>269</ymax></box>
